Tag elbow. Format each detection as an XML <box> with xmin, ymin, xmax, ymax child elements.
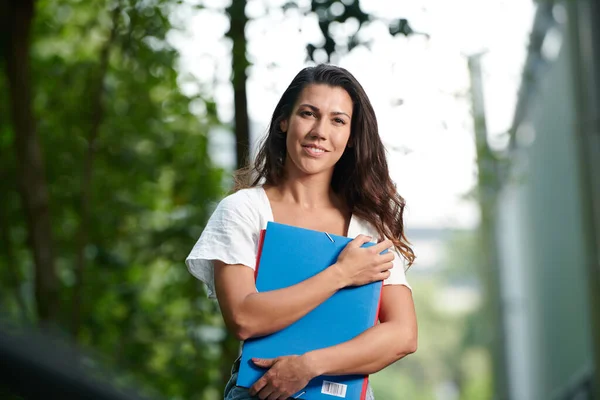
<box><xmin>231</xmin><ymin>325</ymin><xmax>251</xmax><ymax>341</ymax></box>
<box><xmin>401</xmin><ymin>321</ymin><xmax>418</xmax><ymax>356</ymax></box>
<box><xmin>405</xmin><ymin>336</ymin><xmax>418</xmax><ymax>355</ymax></box>
<box><xmin>393</xmin><ymin>332</ymin><xmax>418</xmax><ymax>359</ymax></box>
<box><xmin>226</xmin><ymin>296</ymin><xmax>268</xmax><ymax>341</ymax></box>
<box><xmin>230</xmin><ymin>321</ymin><xmax>252</xmax><ymax>341</ymax></box>
<box><xmin>229</xmin><ymin>314</ymin><xmax>256</xmax><ymax>341</ymax></box>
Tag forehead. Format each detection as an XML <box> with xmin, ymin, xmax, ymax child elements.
<box><xmin>295</xmin><ymin>84</ymin><xmax>353</xmax><ymax>114</ymax></box>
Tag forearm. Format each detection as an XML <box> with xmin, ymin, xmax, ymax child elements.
<box><xmin>304</xmin><ymin>321</ymin><xmax>417</xmax><ymax>376</ymax></box>
<box><xmin>234</xmin><ymin>265</ymin><xmax>346</xmax><ymax>340</ymax></box>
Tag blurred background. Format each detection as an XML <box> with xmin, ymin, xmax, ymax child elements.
<box><xmin>1</xmin><ymin>0</ymin><xmax>599</xmax><ymax>399</ymax></box>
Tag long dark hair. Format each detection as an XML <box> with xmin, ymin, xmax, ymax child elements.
<box><xmin>236</xmin><ymin>64</ymin><xmax>415</xmax><ymax>267</ymax></box>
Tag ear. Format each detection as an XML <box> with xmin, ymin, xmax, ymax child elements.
<box><xmin>347</xmin><ymin>136</ymin><xmax>354</xmax><ymax>148</ymax></box>
<box><xmin>279</xmin><ymin>119</ymin><xmax>288</xmax><ymax>133</ymax></box>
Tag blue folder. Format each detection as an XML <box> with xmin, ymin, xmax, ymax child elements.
<box><xmin>236</xmin><ymin>222</ymin><xmax>383</xmax><ymax>400</ymax></box>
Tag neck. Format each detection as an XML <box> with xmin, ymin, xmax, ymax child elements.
<box><xmin>274</xmin><ymin>168</ymin><xmax>337</xmax><ymax>209</ymax></box>
<box><xmin>280</xmin><ymin>181</ymin><xmax>330</xmax><ymax>208</ymax></box>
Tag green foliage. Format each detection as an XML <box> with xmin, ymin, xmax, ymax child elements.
<box><xmin>1</xmin><ymin>0</ymin><xmax>228</xmax><ymax>398</ymax></box>
<box><xmin>305</xmin><ymin>0</ymin><xmax>416</xmax><ymax>61</ymax></box>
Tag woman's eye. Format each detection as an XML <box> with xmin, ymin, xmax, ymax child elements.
<box><xmin>301</xmin><ymin>111</ymin><xmax>314</xmax><ymax>117</ymax></box>
<box><xmin>334</xmin><ymin>118</ymin><xmax>345</xmax><ymax>125</ymax></box>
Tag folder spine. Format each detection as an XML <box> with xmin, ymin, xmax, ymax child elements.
<box><xmin>359</xmin><ymin>280</ymin><xmax>384</xmax><ymax>400</ymax></box>
<box><xmin>254</xmin><ymin>229</ymin><xmax>266</xmax><ymax>281</ymax></box>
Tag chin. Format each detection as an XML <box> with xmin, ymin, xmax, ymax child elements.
<box><xmin>297</xmin><ymin>164</ymin><xmax>334</xmax><ymax>176</ymax></box>
<box><xmin>287</xmin><ymin>154</ymin><xmax>338</xmax><ymax>177</ymax></box>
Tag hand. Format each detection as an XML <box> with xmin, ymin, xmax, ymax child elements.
<box><xmin>249</xmin><ymin>355</ymin><xmax>315</xmax><ymax>400</ymax></box>
<box><xmin>333</xmin><ymin>235</ymin><xmax>395</xmax><ymax>287</ymax></box>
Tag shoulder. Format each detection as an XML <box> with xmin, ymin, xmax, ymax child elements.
<box><xmin>215</xmin><ymin>187</ymin><xmax>264</xmax><ymax>219</ymax></box>
<box><xmin>186</xmin><ymin>189</ymin><xmax>265</xmax><ymax>298</ymax></box>
<box><xmin>219</xmin><ymin>187</ymin><xmax>263</xmax><ymax>208</ymax></box>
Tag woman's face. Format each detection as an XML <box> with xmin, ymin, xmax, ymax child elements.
<box><xmin>281</xmin><ymin>84</ymin><xmax>353</xmax><ymax>179</ymax></box>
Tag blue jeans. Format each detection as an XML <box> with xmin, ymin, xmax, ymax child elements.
<box><xmin>223</xmin><ymin>357</ymin><xmax>375</xmax><ymax>400</ymax></box>
<box><xmin>223</xmin><ymin>356</ymin><xmax>256</xmax><ymax>400</ymax></box>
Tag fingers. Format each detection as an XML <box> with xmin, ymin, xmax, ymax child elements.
<box><xmin>378</xmin><ymin>261</ymin><xmax>394</xmax><ymax>272</ymax></box>
<box><xmin>252</xmin><ymin>357</ymin><xmax>277</xmax><ymax>368</ymax></box>
<box><xmin>266</xmin><ymin>390</ymin><xmax>284</xmax><ymax>400</ymax></box>
<box><xmin>258</xmin><ymin>385</ymin><xmax>275</xmax><ymax>400</ymax></box>
<box><xmin>349</xmin><ymin>234</ymin><xmax>373</xmax><ymax>248</ymax></box>
<box><xmin>258</xmin><ymin>378</ymin><xmax>287</xmax><ymax>400</ymax></box>
<box><xmin>372</xmin><ymin>239</ymin><xmax>394</xmax><ymax>254</ymax></box>
<box><xmin>250</xmin><ymin>376</ymin><xmax>267</xmax><ymax>396</ymax></box>
<box><xmin>379</xmin><ymin>251</ymin><xmax>395</xmax><ymax>263</ymax></box>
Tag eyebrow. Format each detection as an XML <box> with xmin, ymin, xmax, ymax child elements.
<box><xmin>299</xmin><ymin>104</ymin><xmax>351</xmax><ymax>119</ymax></box>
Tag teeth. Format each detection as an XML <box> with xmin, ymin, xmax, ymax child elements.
<box><xmin>306</xmin><ymin>147</ymin><xmax>324</xmax><ymax>153</ymax></box>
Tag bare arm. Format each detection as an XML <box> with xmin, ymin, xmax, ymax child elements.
<box><xmin>214</xmin><ymin>261</ymin><xmax>345</xmax><ymax>340</ymax></box>
<box><xmin>249</xmin><ymin>285</ymin><xmax>417</xmax><ymax>398</ymax></box>
<box><xmin>213</xmin><ymin>236</ymin><xmax>395</xmax><ymax>341</ymax></box>
<box><xmin>304</xmin><ymin>284</ymin><xmax>417</xmax><ymax>375</ymax></box>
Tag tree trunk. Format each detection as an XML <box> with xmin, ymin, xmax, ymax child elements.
<box><xmin>0</xmin><ymin>194</ymin><xmax>30</xmax><ymax>324</ymax></box>
<box><xmin>72</xmin><ymin>3</ymin><xmax>121</xmax><ymax>337</ymax></box>
<box><xmin>220</xmin><ymin>0</ymin><xmax>250</xmax><ymax>388</ymax></box>
<box><xmin>226</xmin><ymin>0</ymin><xmax>250</xmax><ymax>170</ymax></box>
<box><xmin>468</xmin><ymin>55</ymin><xmax>509</xmax><ymax>400</ymax></box>
<box><xmin>1</xmin><ymin>0</ymin><xmax>59</xmax><ymax>324</ymax></box>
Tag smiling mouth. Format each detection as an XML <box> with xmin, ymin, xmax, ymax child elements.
<box><xmin>302</xmin><ymin>145</ymin><xmax>329</xmax><ymax>154</ymax></box>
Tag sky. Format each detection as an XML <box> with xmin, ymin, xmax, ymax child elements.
<box><xmin>168</xmin><ymin>0</ymin><xmax>536</xmax><ymax>232</ymax></box>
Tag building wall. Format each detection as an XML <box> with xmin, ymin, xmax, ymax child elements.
<box><xmin>496</xmin><ymin>11</ymin><xmax>595</xmax><ymax>400</ymax></box>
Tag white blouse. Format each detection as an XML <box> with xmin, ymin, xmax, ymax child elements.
<box><xmin>186</xmin><ymin>186</ymin><xmax>411</xmax><ymax>299</ymax></box>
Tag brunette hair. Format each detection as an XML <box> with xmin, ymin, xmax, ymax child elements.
<box><xmin>235</xmin><ymin>64</ymin><xmax>415</xmax><ymax>267</ymax></box>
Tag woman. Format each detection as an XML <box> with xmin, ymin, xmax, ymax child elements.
<box><xmin>186</xmin><ymin>64</ymin><xmax>417</xmax><ymax>400</ymax></box>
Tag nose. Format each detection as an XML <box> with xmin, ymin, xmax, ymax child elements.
<box><xmin>308</xmin><ymin>118</ymin><xmax>328</xmax><ymax>141</ymax></box>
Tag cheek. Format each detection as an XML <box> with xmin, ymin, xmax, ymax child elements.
<box><xmin>334</xmin><ymin>129</ymin><xmax>352</xmax><ymax>150</ymax></box>
<box><xmin>285</xmin><ymin>129</ymin><xmax>297</xmax><ymax>151</ymax></box>
<box><xmin>286</xmin><ymin>121</ymin><xmax>306</xmax><ymax>147</ymax></box>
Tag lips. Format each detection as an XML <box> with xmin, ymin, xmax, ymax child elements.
<box><xmin>302</xmin><ymin>144</ymin><xmax>329</xmax><ymax>152</ymax></box>
<box><xmin>302</xmin><ymin>144</ymin><xmax>329</xmax><ymax>157</ymax></box>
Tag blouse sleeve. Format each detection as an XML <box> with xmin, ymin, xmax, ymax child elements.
<box><xmin>185</xmin><ymin>193</ymin><xmax>260</xmax><ymax>299</ymax></box>
<box><xmin>383</xmin><ymin>249</ymin><xmax>412</xmax><ymax>292</ymax></box>
<box><xmin>353</xmin><ymin>217</ymin><xmax>412</xmax><ymax>291</ymax></box>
